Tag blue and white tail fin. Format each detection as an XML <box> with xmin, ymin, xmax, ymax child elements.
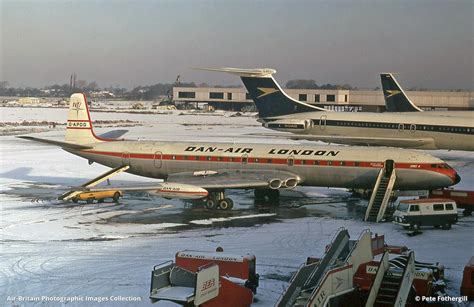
<box><xmin>380</xmin><ymin>73</ymin><xmax>423</xmax><ymax>112</ymax></box>
<box><xmin>65</xmin><ymin>93</ymin><xmax>104</xmax><ymax>144</ymax></box>
<box><xmin>196</xmin><ymin>67</ymin><xmax>325</xmax><ymax>118</ymax></box>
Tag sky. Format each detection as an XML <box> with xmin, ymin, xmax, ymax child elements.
<box><xmin>1</xmin><ymin>0</ymin><xmax>473</xmax><ymax>90</ymax></box>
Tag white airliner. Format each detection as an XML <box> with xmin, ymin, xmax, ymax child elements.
<box><xmin>199</xmin><ymin>68</ymin><xmax>474</xmax><ymax>151</ymax></box>
<box><xmin>19</xmin><ymin>94</ymin><xmax>460</xmax><ymax>210</ymax></box>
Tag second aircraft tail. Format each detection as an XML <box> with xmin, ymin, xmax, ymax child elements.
<box><xmin>196</xmin><ymin>67</ymin><xmax>325</xmax><ymax>118</ymax></box>
<box><xmin>380</xmin><ymin>73</ymin><xmax>423</xmax><ymax>112</ymax></box>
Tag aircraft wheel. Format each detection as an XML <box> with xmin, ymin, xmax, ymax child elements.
<box><xmin>410</xmin><ymin>223</ymin><xmax>420</xmax><ymax>231</ymax></box>
<box><xmin>113</xmin><ymin>192</ymin><xmax>121</xmax><ymax>202</ymax></box>
<box><xmin>205</xmin><ymin>198</ymin><xmax>217</xmax><ymax>210</ymax></box>
<box><xmin>441</xmin><ymin>223</ymin><xmax>451</xmax><ymax>230</ymax></box>
<box><xmin>218</xmin><ymin>198</ymin><xmax>233</xmax><ymax>211</ymax></box>
<box><xmin>86</xmin><ymin>198</ymin><xmax>94</xmax><ymax>204</ymax></box>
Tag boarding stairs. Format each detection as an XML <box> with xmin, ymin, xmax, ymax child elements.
<box><xmin>277</xmin><ymin>229</ymin><xmax>375</xmax><ymax>307</ymax></box>
<box><xmin>366</xmin><ymin>251</ymin><xmax>415</xmax><ymax>307</ymax></box>
<box><xmin>58</xmin><ymin>165</ymin><xmax>130</xmax><ymax>201</ymax></box>
<box><xmin>276</xmin><ymin>228</ymin><xmax>350</xmax><ymax>307</ymax></box>
<box><xmin>365</xmin><ymin>160</ymin><xmax>397</xmax><ymax>222</ymax></box>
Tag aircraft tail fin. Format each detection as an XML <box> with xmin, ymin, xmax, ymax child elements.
<box><xmin>380</xmin><ymin>73</ymin><xmax>423</xmax><ymax>112</ymax></box>
<box><xmin>65</xmin><ymin>93</ymin><xmax>107</xmax><ymax>144</ymax></box>
<box><xmin>195</xmin><ymin>67</ymin><xmax>326</xmax><ymax>117</ymax></box>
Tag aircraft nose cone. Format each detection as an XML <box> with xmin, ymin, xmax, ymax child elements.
<box><xmin>454</xmin><ymin>173</ymin><xmax>461</xmax><ymax>184</ymax></box>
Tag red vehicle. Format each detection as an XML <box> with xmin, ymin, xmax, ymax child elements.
<box><xmin>430</xmin><ymin>189</ymin><xmax>474</xmax><ymax>215</ymax></box>
<box><xmin>176</xmin><ymin>249</ymin><xmax>259</xmax><ymax>293</ymax></box>
<box><xmin>150</xmin><ymin>248</ymin><xmax>259</xmax><ymax>306</ymax></box>
<box><xmin>461</xmin><ymin>257</ymin><xmax>474</xmax><ymax>300</ymax></box>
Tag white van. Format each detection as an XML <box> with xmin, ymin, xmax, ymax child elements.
<box><xmin>392</xmin><ymin>198</ymin><xmax>458</xmax><ymax>230</ymax></box>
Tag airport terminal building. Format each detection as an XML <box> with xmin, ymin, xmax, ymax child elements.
<box><xmin>173</xmin><ymin>87</ymin><xmax>474</xmax><ymax>112</ymax></box>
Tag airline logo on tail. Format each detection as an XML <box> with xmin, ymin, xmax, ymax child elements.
<box><xmin>257</xmin><ymin>87</ymin><xmax>279</xmax><ymax>98</ymax></box>
<box><xmin>72</xmin><ymin>101</ymin><xmax>84</xmax><ymax>117</ymax></box>
<box><xmin>385</xmin><ymin>90</ymin><xmax>401</xmax><ymax>98</ymax></box>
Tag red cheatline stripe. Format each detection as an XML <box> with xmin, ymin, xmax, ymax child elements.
<box><xmin>82</xmin><ymin>149</ymin><xmax>452</xmax><ymax>175</ymax></box>
<box><xmin>157</xmin><ymin>190</ymin><xmax>207</xmax><ymax>195</ymax></box>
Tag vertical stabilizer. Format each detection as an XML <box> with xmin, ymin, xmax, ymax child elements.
<box><xmin>195</xmin><ymin>67</ymin><xmax>326</xmax><ymax>117</ymax></box>
<box><xmin>380</xmin><ymin>73</ymin><xmax>423</xmax><ymax>112</ymax></box>
<box><xmin>65</xmin><ymin>93</ymin><xmax>103</xmax><ymax>144</ymax></box>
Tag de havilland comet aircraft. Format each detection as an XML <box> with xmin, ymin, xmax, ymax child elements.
<box><xmin>198</xmin><ymin>68</ymin><xmax>474</xmax><ymax>151</ymax></box>
<box><xmin>19</xmin><ymin>93</ymin><xmax>460</xmax><ymax>210</ymax></box>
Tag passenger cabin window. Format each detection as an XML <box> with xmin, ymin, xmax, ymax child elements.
<box><xmin>409</xmin><ymin>205</ymin><xmax>419</xmax><ymax>212</ymax></box>
<box><xmin>299</xmin><ymin>94</ymin><xmax>307</xmax><ymax>101</ymax></box>
<box><xmin>326</xmin><ymin>94</ymin><xmax>336</xmax><ymax>102</ymax></box>
<box><xmin>242</xmin><ymin>155</ymin><xmax>248</xmax><ymax>164</ymax></box>
<box><xmin>445</xmin><ymin>203</ymin><xmax>454</xmax><ymax>210</ymax></box>
<box><xmin>433</xmin><ymin>204</ymin><xmax>444</xmax><ymax>211</ymax></box>
<box><xmin>314</xmin><ymin>94</ymin><xmax>320</xmax><ymax>102</ymax></box>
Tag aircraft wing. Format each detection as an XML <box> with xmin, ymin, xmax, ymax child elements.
<box><xmin>166</xmin><ymin>169</ymin><xmax>302</xmax><ymax>190</ymax></box>
<box><xmin>249</xmin><ymin>133</ymin><xmax>435</xmax><ymax>149</ymax></box>
<box><xmin>70</xmin><ymin>169</ymin><xmax>302</xmax><ymax>200</ymax></box>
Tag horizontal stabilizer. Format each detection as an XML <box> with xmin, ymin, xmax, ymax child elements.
<box><xmin>17</xmin><ymin>136</ymin><xmax>93</xmax><ymax>150</ymax></box>
<box><xmin>97</xmin><ymin>129</ymin><xmax>128</xmax><ymax>139</ymax></box>
<box><xmin>193</xmin><ymin>67</ymin><xmax>277</xmax><ymax>77</ymax></box>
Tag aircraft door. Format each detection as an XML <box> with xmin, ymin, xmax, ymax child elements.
<box><xmin>384</xmin><ymin>159</ymin><xmax>394</xmax><ymax>177</ymax></box>
<box><xmin>154</xmin><ymin>151</ymin><xmax>162</xmax><ymax>168</ymax></box>
<box><xmin>319</xmin><ymin>115</ymin><xmax>327</xmax><ymax>130</ymax></box>
<box><xmin>398</xmin><ymin>123</ymin><xmax>404</xmax><ymax>132</ymax></box>
<box><xmin>122</xmin><ymin>152</ymin><xmax>130</xmax><ymax>166</ymax></box>
<box><xmin>287</xmin><ymin>155</ymin><xmax>295</xmax><ymax>166</ymax></box>
<box><xmin>241</xmin><ymin>154</ymin><xmax>248</xmax><ymax>164</ymax></box>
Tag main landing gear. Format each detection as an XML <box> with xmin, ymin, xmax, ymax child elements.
<box><xmin>205</xmin><ymin>191</ymin><xmax>234</xmax><ymax>211</ymax></box>
<box><xmin>203</xmin><ymin>188</ymin><xmax>282</xmax><ymax>211</ymax></box>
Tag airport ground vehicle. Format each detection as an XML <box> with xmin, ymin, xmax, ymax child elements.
<box><xmin>392</xmin><ymin>198</ymin><xmax>458</xmax><ymax>230</ymax></box>
<box><xmin>277</xmin><ymin>229</ymin><xmax>446</xmax><ymax>306</ymax></box>
<box><xmin>72</xmin><ymin>190</ymin><xmax>122</xmax><ymax>204</ymax></box>
<box><xmin>150</xmin><ymin>249</ymin><xmax>258</xmax><ymax>306</ymax></box>
<box><xmin>461</xmin><ymin>257</ymin><xmax>474</xmax><ymax>300</ymax></box>
<box><xmin>430</xmin><ymin>188</ymin><xmax>474</xmax><ymax>215</ymax></box>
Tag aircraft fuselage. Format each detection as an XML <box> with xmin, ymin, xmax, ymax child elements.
<box><xmin>67</xmin><ymin>140</ymin><xmax>459</xmax><ymax>191</ymax></box>
<box><xmin>264</xmin><ymin>111</ymin><xmax>474</xmax><ymax>151</ymax></box>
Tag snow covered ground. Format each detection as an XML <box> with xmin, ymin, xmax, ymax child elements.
<box><xmin>0</xmin><ymin>107</ymin><xmax>473</xmax><ymax>306</ymax></box>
